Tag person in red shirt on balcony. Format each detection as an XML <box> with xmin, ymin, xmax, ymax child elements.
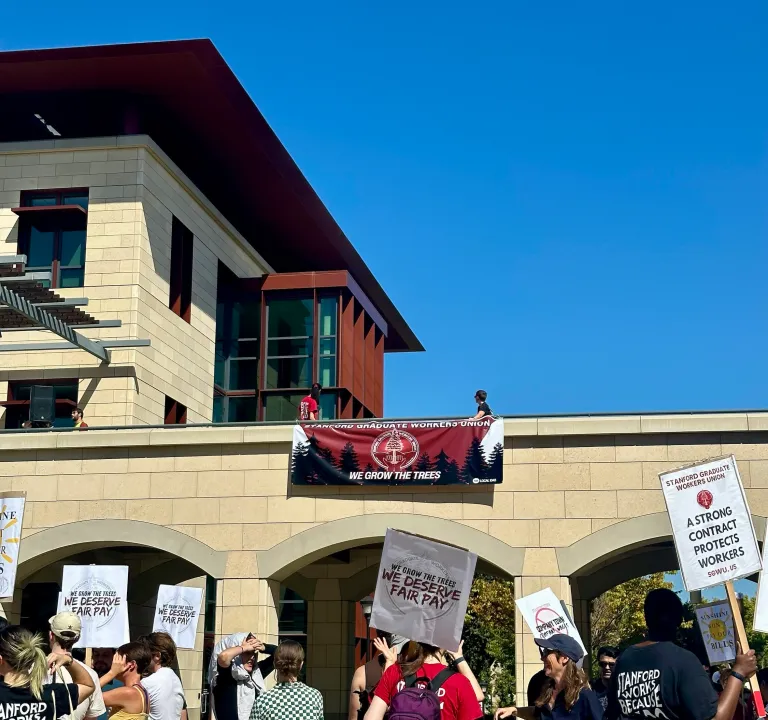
<box><xmin>299</xmin><ymin>384</ymin><xmax>322</xmax><ymax>421</ymax></box>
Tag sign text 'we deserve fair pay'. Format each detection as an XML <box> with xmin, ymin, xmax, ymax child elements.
<box><xmin>660</xmin><ymin>456</ymin><xmax>765</xmax><ymax>716</ymax></box>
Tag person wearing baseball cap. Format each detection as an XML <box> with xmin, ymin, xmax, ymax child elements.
<box><xmin>495</xmin><ymin>634</ymin><xmax>602</xmax><ymax>720</ymax></box>
<box><xmin>46</xmin><ymin>612</ymin><xmax>107</xmax><ymax>720</ymax></box>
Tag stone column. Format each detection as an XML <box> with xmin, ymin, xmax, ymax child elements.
<box><xmin>514</xmin><ymin>549</ymin><xmax>573</xmax><ymax>707</ymax></box>
<box><xmin>218</xmin><ymin>578</ymin><xmax>279</xmax><ymax>643</ymax></box>
<box><xmin>307</xmin><ymin>579</ymin><xmax>354</xmax><ymax>720</ymax></box>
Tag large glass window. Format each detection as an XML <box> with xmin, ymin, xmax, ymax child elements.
<box><xmin>213</xmin><ymin>265</ymin><xmax>260</xmax><ymax>422</ymax></box>
<box><xmin>18</xmin><ymin>191</ymin><xmax>88</xmax><ymax>288</ymax></box>
<box><xmin>265</xmin><ymin>297</ymin><xmax>313</xmax><ymax>389</ymax></box>
<box><xmin>317</xmin><ymin>296</ymin><xmax>338</xmax><ymax>387</ymax></box>
<box><xmin>263</xmin><ymin>392</ymin><xmax>306</xmax><ymax>422</ymax></box>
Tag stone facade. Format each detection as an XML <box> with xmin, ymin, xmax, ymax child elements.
<box><xmin>0</xmin><ymin>137</ymin><xmax>270</xmax><ymax>426</ymax></box>
<box><xmin>5</xmin><ymin>413</ymin><xmax>768</xmax><ymax>713</ymax></box>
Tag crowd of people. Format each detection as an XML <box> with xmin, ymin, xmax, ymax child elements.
<box><xmin>0</xmin><ymin>587</ymin><xmax>761</xmax><ymax>720</ymax></box>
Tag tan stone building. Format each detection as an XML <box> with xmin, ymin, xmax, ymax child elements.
<box><xmin>2</xmin><ymin>39</ymin><xmax>767</xmax><ymax>720</ymax></box>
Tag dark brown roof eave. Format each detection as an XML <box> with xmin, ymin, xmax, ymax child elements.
<box><xmin>0</xmin><ymin>39</ymin><xmax>424</xmax><ymax>352</ymax></box>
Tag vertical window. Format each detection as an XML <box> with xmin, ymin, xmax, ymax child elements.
<box><xmin>265</xmin><ymin>297</ymin><xmax>313</xmax><ymax>389</ymax></box>
<box><xmin>17</xmin><ymin>190</ymin><xmax>88</xmax><ymax>288</ymax></box>
<box><xmin>278</xmin><ymin>588</ymin><xmax>307</xmax><ymax>680</ymax></box>
<box><xmin>213</xmin><ymin>265</ymin><xmax>260</xmax><ymax>422</ymax></box>
<box><xmin>169</xmin><ymin>216</ymin><xmax>193</xmax><ymax>323</ymax></box>
<box><xmin>317</xmin><ymin>295</ymin><xmax>338</xmax><ymax>387</ymax></box>
<box><xmin>3</xmin><ymin>379</ymin><xmax>78</xmax><ymax>428</ymax></box>
<box><xmin>164</xmin><ymin>396</ymin><xmax>187</xmax><ymax>424</ymax></box>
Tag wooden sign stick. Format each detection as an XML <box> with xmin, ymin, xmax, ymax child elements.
<box><xmin>85</xmin><ymin>648</ymin><xmax>92</xmax><ymax>667</ymax></box>
<box><xmin>725</xmin><ymin>581</ymin><xmax>765</xmax><ymax>718</ymax></box>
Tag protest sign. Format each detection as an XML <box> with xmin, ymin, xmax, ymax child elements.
<box><xmin>292</xmin><ymin>417</ymin><xmax>504</xmax><ymax>486</ymax></box>
<box><xmin>0</xmin><ymin>494</ymin><xmax>25</xmax><ymax>600</ymax></box>
<box><xmin>370</xmin><ymin>529</ymin><xmax>477</xmax><ymax>652</ymax></box>
<box><xmin>695</xmin><ymin>601</ymin><xmax>736</xmax><ymax>665</ymax></box>
<box><xmin>516</xmin><ymin>588</ymin><xmax>587</xmax><ymax>656</ymax></box>
<box><xmin>659</xmin><ymin>456</ymin><xmax>761</xmax><ymax>592</ymax></box>
<box><xmin>152</xmin><ymin>585</ymin><xmax>203</xmax><ymax>649</ymax></box>
<box><xmin>60</xmin><ymin>565</ymin><xmax>129</xmax><ymax>648</ymax></box>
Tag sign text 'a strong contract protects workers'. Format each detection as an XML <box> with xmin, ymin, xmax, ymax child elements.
<box><xmin>660</xmin><ymin>456</ymin><xmax>761</xmax><ymax>592</ymax></box>
<box><xmin>291</xmin><ymin>417</ymin><xmax>504</xmax><ymax>486</ymax></box>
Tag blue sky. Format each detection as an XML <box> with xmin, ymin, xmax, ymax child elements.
<box><xmin>4</xmin><ymin>1</ymin><xmax>767</xmax><ymax>418</ymax></box>
<box><xmin>666</xmin><ymin>572</ymin><xmax>756</xmax><ymax>602</ymax></box>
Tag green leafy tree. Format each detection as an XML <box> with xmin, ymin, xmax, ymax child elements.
<box><xmin>462</xmin><ymin>574</ymin><xmax>516</xmax><ymax>710</ymax></box>
<box><xmin>590</xmin><ymin>573</ymin><xmax>673</xmax><ymax>674</ymax></box>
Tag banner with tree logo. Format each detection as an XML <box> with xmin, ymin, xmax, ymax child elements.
<box><xmin>291</xmin><ymin>417</ymin><xmax>504</xmax><ymax>486</ymax></box>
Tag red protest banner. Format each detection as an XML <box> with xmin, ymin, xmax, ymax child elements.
<box><xmin>291</xmin><ymin>417</ymin><xmax>504</xmax><ymax>486</ymax></box>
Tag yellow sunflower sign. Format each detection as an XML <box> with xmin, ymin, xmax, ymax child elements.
<box><xmin>695</xmin><ymin>600</ymin><xmax>736</xmax><ymax>665</ymax></box>
<box><xmin>0</xmin><ymin>494</ymin><xmax>26</xmax><ymax>600</ymax></box>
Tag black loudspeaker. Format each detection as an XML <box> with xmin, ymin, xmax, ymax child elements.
<box><xmin>29</xmin><ymin>385</ymin><xmax>55</xmax><ymax>425</ymax></box>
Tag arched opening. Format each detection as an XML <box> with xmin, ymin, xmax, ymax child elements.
<box><xmin>258</xmin><ymin>514</ymin><xmax>523</xmax><ymax>720</ymax></box>
<box><xmin>14</xmin><ymin>520</ymin><xmax>228</xmax><ymax>720</ymax></box>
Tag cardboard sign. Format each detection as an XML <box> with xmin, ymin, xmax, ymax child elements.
<box><xmin>59</xmin><ymin>566</ymin><xmax>129</xmax><ymax>648</ymax></box>
<box><xmin>370</xmin><ymin>529</ymin><xmax>477</xmax><ymax>652</ymax></box>
<box><xmin>516</xmin><ymin>588</ymin><xmax>587</xmax><ymax>656</ymax></box>
<box><xmin>0</xmin><ymin>494</ymin><xmax>25</xmax><ymax>600</ymax></box>
<box><xmin>659</xmin><ymin>456</ymin><xmax>761</xmax><ymax>592</ymax></box>
<box><xmin>152</xmin><ymin>585</ymin><xmax>203</xmax><ymax>649</ymax></box>
<box><xmin>696</xmin><ymin>601</ymin><xmax>736</xmax><ymax>664</ymax></box>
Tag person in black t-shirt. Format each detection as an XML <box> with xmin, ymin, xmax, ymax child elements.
<box><xmin>592</xmin><ymin>646</ymin><xmax>619</xmax><ymax>712</ymax></box>
<box><xmin>0</xmin><ymin>625</ymin><xmax>95</xmax><ymax>720</ymax></box>
<box><xmin>606</xmin><ymin>589</ymin><xmax>756</xmax><ymax>720</ymax></box>
<box><xmin>470</xmin><ymin>390</ymin><xmax>492</xmax><ymax>421</ymax></box>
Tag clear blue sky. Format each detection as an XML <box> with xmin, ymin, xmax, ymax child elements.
<box><xmin>4</xmin><ymin>1</ymin><xmax>767</xmax><ymax>418</ymax></box>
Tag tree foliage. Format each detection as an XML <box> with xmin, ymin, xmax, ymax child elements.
<box><xmin>462</xmin><ymin>574</ymin><xmax>516</xmax><ymax>710</ymax></box>
<box><xmin>590</xmin><ymin>573</ymin><xmax>673</xmax><ymax>672</ymax></box>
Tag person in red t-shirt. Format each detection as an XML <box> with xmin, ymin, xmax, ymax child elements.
<box><xmin>299</xmin><ymin>384</ymin><xmax>322</xmax><ymax>421</ymax></box>
<box><xmin>365</xmin><ymin>641</ymin><xmax>484</xmax><ymax>720</ymax></box>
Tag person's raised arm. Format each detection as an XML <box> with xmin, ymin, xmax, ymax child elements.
<box><xmin>218</xmin><ymin>637</ymin><xmax>260</xmax><ymax>668</ymax></box>
<box><xmin>712</xmin><ymin>648</ymin><xmax>757</xmax><ymax>720</ymax></box>
<box><xmin>49</xmin><ymin>654</ymin><xmax>95</xmax><ymax>704</ymax></box>
<box><xmin>451</xmin><ymin>642</ymin><xmax>484</xmax><ymax>703</ymax></box>
<box><xmin>349</xmin><ymin>665</ymin><xmax>366</xmax><ymax>720</ymax></box>
<box><xmin>364</xmin><ymin>697</ymin><xmax>387</xmax><ymax>720</ymax></box>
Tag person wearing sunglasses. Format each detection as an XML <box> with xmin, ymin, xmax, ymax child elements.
<box><xmin>495</xmin><ymin>634</ymin><xmax>602</xmax><ymax>720</ymax></box>
<box><xmin>591</xmin><ymin>647</ymin><xmax>619</xmax><ymax>712</ymax></box>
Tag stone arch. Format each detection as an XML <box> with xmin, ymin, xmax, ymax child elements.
<box><xmin>18</xmin><ymin>519</ymin><xmax>228</xmax><ymax>583</ymax></box>
<box><xmin>557</xmin><ymin>512</ymin><xmax>767</xmax><ymax>601</ymax></box>
<box><xmin>257</xmin><ymin>513</ymin><xmax>524</xmax><ymax>582</ymax></box>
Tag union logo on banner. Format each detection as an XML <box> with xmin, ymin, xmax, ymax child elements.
<box><xmin>290</xmin><ymin>417</ymin><xmax>505</xmax><ymax>486</ymax></box>
<box><xmin>371</xmin><ymin>429</ymin><xmax>419</xmax><ymax>471</ymax></box>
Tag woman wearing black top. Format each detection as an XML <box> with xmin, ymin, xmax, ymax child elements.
<box><xmin>0</xmin><ymin>625</ymin><xmax>95</xmax><ymax>720</ymax></box>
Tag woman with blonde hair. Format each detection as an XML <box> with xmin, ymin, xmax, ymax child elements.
<box><xmin>495</xmin><ymin>635</ymin><xmax>602</xmax><ymax>720</ymax></box>
<box><xmin>249</xmin><ymin>641</ymin><xmax>322</xmax><ymax>720</ymax></box>
<box><xmin>0</xmin><ymin>624</ymin><xmax>95</xmax><ymax>720</ymax></box>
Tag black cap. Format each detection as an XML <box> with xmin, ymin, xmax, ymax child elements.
<box><xmin>535</xmin><ymin>634</ymin><xmax>584</xmax><ymax>663</ymax></box>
